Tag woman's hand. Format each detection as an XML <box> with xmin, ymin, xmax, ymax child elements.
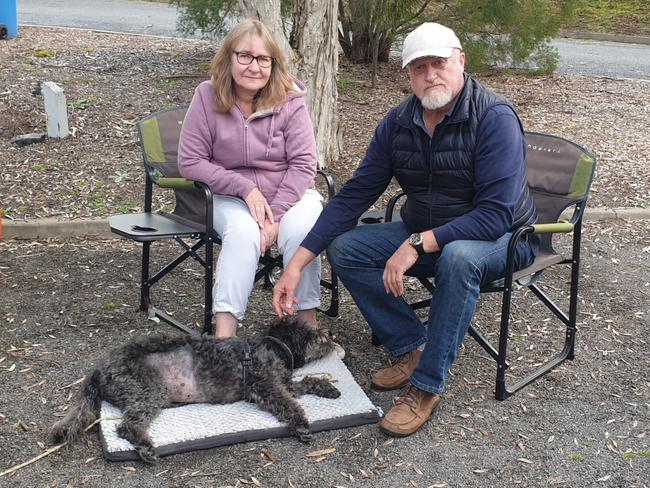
<box><xmin>245</xmin><ymin>188</ymin><xmax>274</xmax><ymax>228</ymax></box>
<box><xmin>259</xmin><ymin>220</ymin><xmax>279</xmax><ymax>256</ymax></box>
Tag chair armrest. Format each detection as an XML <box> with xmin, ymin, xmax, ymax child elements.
<box><xmin>385</xmin><ymin>191</ymin><xmax>406</xmax><ymax>222</ymax></box>
<box><xmin>156</xmin><ymin>177</ymin><xmax>197</xmax><ymax>190</ymax></box>
<box><xmin>531</xmin><ymin>221</ymin><xmax>574</xmax><ymax>234</ymax></box>
<box><xmin>317</xmin><ymin>169</ymin><xmax>336</xmax><ymax>200</ymax></box>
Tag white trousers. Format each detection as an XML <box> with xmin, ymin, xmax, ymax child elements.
<box><xmin>212</xmin><ymin>189</ymin><xmax>323</xmax><ymax>320</ymax></box>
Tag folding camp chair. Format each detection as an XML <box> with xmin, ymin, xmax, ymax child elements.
<box><xmin>360</xmin><ymin>132</ymin><xmax>596</xmax><ymax>400</ymax></box>
<box><xmin>109</xmin><ymin>106</ymin><xmax>339</xmax><ymax>335</ymax></box>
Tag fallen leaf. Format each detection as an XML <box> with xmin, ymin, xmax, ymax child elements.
<box><xmin>260</xmin><ymin>447</ymin><xmax>276</xmax><ymax>463</ymax></box>
<box><xmin>306</xmin><ymin>448</ymin><xmax>336</xmax><ymax>457</ymax></box>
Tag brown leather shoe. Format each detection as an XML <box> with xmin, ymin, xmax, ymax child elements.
<box><xmin>371</xmin><ymin>349</ymin><xmax>421</xmax><ymax>391</ymax></box>
<box><xmin>378</xmin><ymin>384</ymin><xmax>441</xmax><ymax>437</ymax></box>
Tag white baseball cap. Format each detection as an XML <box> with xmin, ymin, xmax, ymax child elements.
<box><xmin>402</xmin><ymin>22</ymin><xmax>462</xmax><ymax>68</ymax></box>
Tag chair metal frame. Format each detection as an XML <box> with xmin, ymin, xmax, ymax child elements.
<box><xmin>362</xmin><ymin>131</ymin><xmax>596</xmax><ymax>400</ymax></box>
<box><xmin>109</xmin><ymin>106</ymin><xmax>339</xmax><ymax>335</ymax></box>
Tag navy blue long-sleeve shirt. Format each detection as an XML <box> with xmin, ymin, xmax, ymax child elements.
<box><xmin>301</xmin><ymin>97</ymin><xmax>526</xmax><ymax>256</ymax></box>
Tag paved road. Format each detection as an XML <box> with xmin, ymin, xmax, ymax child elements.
<box><xmin>551</xmin><ymin>38</ymin><xmax>650</xmax><ymax>80</ymax></box>
<box><xmin>16</xmin><ymin>0</ymin><xmax>650</xmax><ymax>80</ymax></box>
<box><xmin>17</xmin><ymin>0</ymin><xmax>189</xmax><ymax>39</ymax></box>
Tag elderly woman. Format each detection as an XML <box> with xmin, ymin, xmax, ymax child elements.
<box><xmin>178</xmin><ymin>19</ymin><xmax>323</xmax><ymax>338</ymax></box>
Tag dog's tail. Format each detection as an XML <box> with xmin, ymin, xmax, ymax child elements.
<box><xmin>48</xmin><ymin>369</ymin><xmax>102</xmax><ymax>445</ymax></box>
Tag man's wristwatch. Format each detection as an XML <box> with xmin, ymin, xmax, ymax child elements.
<box><xmin>408</xmin><ymin>232</ymin><xmax>426</xmax><ymax>256</ymax></box>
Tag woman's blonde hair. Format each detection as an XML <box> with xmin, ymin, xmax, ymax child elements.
<box><xmin>210</xmin><ymin>19</ymin><xmax>295</xmax><ymax>113</ymax></box>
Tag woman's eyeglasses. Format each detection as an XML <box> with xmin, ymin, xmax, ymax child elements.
<box><xmin>234</xmin><ymin>51</ymin><xmax>274</xmax><ymax>68</ymax></box>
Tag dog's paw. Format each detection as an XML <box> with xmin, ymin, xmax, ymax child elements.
<box><xmin>294</xmin><ymin>426</ymin><xmax>312</xmax><ymax>442</ymax></box>
<box><xmin>321</xmin><ymin>383</ymin><xmax>341</xmax><ymax>399</ymax></box>
<box><xmin>47</xmin><ymin>426</ymin><xmax>67</xmax><ymax>445</ymax></box>
<box><xmin>137</xmin><ymin>446</ymin><xmax>159</xmax><ymax>464</ymax></box>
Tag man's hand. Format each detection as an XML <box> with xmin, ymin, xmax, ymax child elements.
<box><xmin>383</xmin><ymin>240</ymin><xmax>419</xmax><ymax>297</ymax></box>
<box><xmin>273</xmin><ymin>266</ymin><xmax>301</xmax><ymax>318</ymax></box>
<box><xmin>272</xmin><ymin>247</ymin><xmax>317</xmax><ymax>318</ymax></box>
<box><xmin>245</xmin><ymin>187</ymin><xmax>274</xmax><ymax>228</ymax></box>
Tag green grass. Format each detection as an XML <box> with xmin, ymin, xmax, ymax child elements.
<box><xmin>33</xmin><ymin>48</ymin><xmax>55</xmax><ymax>58</ymax></box>
<box><xmin>621</xmin><ymin>450</ymin><xmax>650</xmax><ymax>460</ymax></box>
<box><xmin>115</xmin><ymin>199</ymin><xmax>142</xmax><ymax>214</ymax></box>
<box><xmin>156</xmin><ymin>79</ymin><xmax>179</xmax><ymax>90</ymax></box>
<box><xmin>568</xmin><ymin>453</ymin><xmax>586</xmax><ymax>462</ymax></box>
<box><xmin>67</xmin><ymin>97</ymin><xmax>95</xmax><ymax>110</ymax></box>
<box><xmin>564</xmin><ymin>0</ymin><xmax>650</xmax><ymax>36</ymax></box>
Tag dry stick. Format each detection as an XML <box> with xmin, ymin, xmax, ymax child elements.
<box><xmin>164</xmin><ymin>73</ymin><xmax>206</xmax><ymax>79</ymax></box>
<box><xmin>0</xmin><ymin>416</ymin><xmax>122</xmax><ymax>477</ymax></box>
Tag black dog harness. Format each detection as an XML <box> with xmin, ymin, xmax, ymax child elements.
<box><xmin>241</xmin><ymin>336</ymin><xmax>294</xmax><ymax>398</ymax></box>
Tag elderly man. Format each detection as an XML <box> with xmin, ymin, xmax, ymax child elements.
<box><xmin>273</xmin><ymin>22</ymin><xmax>537</xmax><ymax>436</ymax></box>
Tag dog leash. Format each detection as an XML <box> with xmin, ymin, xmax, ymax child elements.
<box><xmin>242</xmin><ymin>340</ymin><xmax>254</xmax><ymax>398</ymax></box>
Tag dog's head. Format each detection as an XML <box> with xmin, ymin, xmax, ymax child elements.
<box><xmin>266</xmin><ymin>318</ymin><xmax>335</xmax><ymax>368</ymax></box>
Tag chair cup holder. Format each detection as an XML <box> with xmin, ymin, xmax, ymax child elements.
<box><xmin>360</xmin><ymin>216</ymin><xmax>383</xmax><ymax>224</ymax></box>
<box><xmin>131</xmin><ymin>225</ymin><xmax>158</xmax><ymax>232</ymax></box>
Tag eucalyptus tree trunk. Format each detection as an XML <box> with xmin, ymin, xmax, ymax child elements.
<box><xmin>239</xmin><ymin>0</ymin><xmax>340</xmax><ymax>165</ymax></box>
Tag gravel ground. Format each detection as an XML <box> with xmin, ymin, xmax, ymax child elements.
<box><xmin>0</xmin><ymin>221</ymin><xmax>648</xmax><ymax>487</ymax></box>
<box><xmin>1</xmin><ymin>26</ymin><xmax>649</xmax><ymax>488</ymax></box>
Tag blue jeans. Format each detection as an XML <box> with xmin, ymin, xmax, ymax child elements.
<box><xmin>327</xmin><ymin>221</ymin><xmax>535</xmax><ymax>395</ymax></box>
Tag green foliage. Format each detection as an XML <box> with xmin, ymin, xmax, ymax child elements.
<box><xmin>168</xmin><ymin>0</ymin><xmax>575</xmax><ymax>72</ymax></box>
<box><xmin>170</xmin><ymin>0</ymin><xmax>239</xmax><ymax>39</ymax></box>
<box><xmin>439</xmin><ymin>0</ymin><xmax>576</xmax><ymax>72</ymax></box>
<box><xmin>340</xmin><ymin>0</ymin><xmax>430</xmax><ymax>63</ymax></box>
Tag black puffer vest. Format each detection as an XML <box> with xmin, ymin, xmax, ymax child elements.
<box><xmin>390</xmin><ymin>74</ymin><xmax>536</xmax><ymax>233</ymax></box>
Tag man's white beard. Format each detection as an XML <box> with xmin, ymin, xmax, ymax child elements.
<box><xmin>421</xmin><ymin>88</ymin><xmax>453</xmax><ymax>111</ymax></box>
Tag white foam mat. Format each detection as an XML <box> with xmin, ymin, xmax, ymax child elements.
<box><xmin>99</xmin><ymin>352</ymin><xmax>381</xmax><ymax>461</ymax></box>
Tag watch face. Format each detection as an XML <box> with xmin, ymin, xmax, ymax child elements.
<box><xmin>409</xmin><ymin>233</ymin><xmax>423</xmax><ymax>246</ymax></box>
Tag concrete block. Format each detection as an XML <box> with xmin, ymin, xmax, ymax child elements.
<box><xmin>42</xmin><ymin>82</ymin><xmax>69</xmax><ymax>138</ymax></box>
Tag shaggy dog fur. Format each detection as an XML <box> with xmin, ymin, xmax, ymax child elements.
<box><xmin>49</xmin><ymin>319</ymin><xmax>340</xmax><ymax>463</ymax></box>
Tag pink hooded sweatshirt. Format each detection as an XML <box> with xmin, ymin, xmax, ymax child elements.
<box><xmin>177</xmin><ymin>78</ymin><xmax>318</xmax><ymax>221</ymax></box>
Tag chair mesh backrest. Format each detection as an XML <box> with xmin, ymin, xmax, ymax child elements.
<box><xmin>137</xmin><ymin>106</ymin><xmax>207</xmax><ymax>227</ymax></box>
<box><xmin>524</xmin><ymin>132</ymin><xmax>596</xmax><ymax>251</ymax></box>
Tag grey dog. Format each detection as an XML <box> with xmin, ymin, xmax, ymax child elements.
<box><xmin>49</xmin><ymin>319</ymin><xmax>341</xmax><ymax>463</ymax></box>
